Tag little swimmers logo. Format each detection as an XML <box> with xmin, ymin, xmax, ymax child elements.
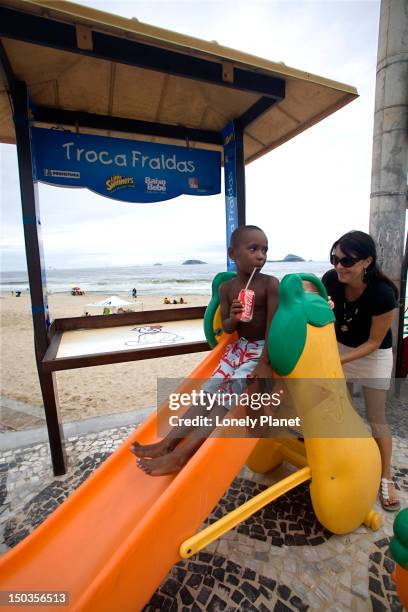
<box><xmin>106</xmin><ymin>175</ymin><xmax>135</xmax><ymax>192</ymax></box>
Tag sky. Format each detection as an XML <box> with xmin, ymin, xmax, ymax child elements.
<box><xmin>0</xmin><ymin>0</ymin><xmax>383</xmax><ymax>271</ymax></box>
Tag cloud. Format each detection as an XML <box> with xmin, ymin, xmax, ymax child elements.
<box><xmin>1</xmin><ymin>0</ymin><xmax>381</xmax><ymax>270</ymax></box>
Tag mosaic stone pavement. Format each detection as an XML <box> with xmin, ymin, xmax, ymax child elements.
<box><xmin>0</xmin><ymin>425</ymin><xmax>407</xmax><ymax>611</ymax></box>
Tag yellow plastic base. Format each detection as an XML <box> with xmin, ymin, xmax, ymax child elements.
<box><xmin>363</xmin><ymin>510</ymin><xmax>383</xmax><ymax>531</ymax></box>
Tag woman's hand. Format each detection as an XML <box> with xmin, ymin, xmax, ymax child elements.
<box><xmin>328</xmin><ymin>295</ymin><xmax>335</xmax><ymax>309</ymax></box>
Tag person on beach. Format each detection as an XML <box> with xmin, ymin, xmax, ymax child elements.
<box><xmin>322</xmin><ymin>230</ymin><xmax>399</xmax><ymax>511</ymax></box>
<box><xmin>132</xmin><ymin>288</ymin><xmax>137</xmax><ymax>299</ymax></box>
<box><xmin>132</xmin><ymin>225</ymin><xmax>279</xmax><ymax>476</ymax></box>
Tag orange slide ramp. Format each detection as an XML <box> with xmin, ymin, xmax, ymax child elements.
<box><xmin>0</xmin><ymin>335</ymin><xmax>258</xmax><ymax>611</ymax></box>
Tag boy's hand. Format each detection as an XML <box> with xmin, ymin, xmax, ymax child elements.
<box><xmin>248</xmin><ymin>360</ymin><xmax>273</xmax><ymax>380</ymax></box>
<box><xmin>230</xmin><ymin>298</ymin><xmax>243</xmax><ymax>319</ymax></box>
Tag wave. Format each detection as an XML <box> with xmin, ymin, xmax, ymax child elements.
<box><xmin>0</xmin><ymin>280</ymin><xmax>27</xmax><ymax>286</ymax></box>
<box><xmin>149</xmin><ymin>278</ymin><xmax>211</xmax><ymax>284</ymax></box>
<box><xmin>0</xmin><ymin>262</ymin><xmax>331</xmax><ymax>296</ymax></box>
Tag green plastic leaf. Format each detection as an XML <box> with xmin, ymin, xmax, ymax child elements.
<box><xmin>303</xmin><ymin>293</ymin><xmax>335</xmax><ymax>327</ymax></box>
<box><xmin>204</xmin><ymin>271</ymin><xmax>236</xmax><ymax>347</ymax></box>
<box><xmin>394</xmin><ymin>508</ymin><xmax>408</xmax><ymax>546</ymax></box>
<box><xmin>268</xmin><ymin>304</ymin><xmax>308</xmax><ymax>376</ymax></box>
<box><xmin>268</xmin><ymin>273</ymin><xmax>335</xmax><ymax>375</ymax></box>
<box><xmin>389</xmin><ymin>508</ymin><xmax>408</xmax><ymax>568</ymax></box>
<box><xmin>390</xmin><ymin>535</ymin><xmax>408</xmax><ymax>569</ymax></box>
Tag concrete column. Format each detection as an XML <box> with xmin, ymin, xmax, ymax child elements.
<box><xmin>369</xmin><ymin>0</ymin><xmax>408</xmax><ymax>294</ymax></box>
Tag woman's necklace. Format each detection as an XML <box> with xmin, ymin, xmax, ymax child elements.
<box><xmin>340</xmin><ymin>301</ymin><xmax>359</xmax><ymax>332</ymax></box>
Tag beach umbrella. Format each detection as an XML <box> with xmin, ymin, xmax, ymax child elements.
<box><xmin>86</xmin><ymin>296</ymin><xmax>133</xmax><ymax>308</ymax></box>
<box><xmin>71</xmin><ymin>286</ymin><xmax>84</xmax><ymax>295</ymax></box>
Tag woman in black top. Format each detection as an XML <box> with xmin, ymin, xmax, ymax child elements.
<box><xmin>322</xmin><ymin>231</ymin><xmax>399</xmax><ymax>511</ymax></box>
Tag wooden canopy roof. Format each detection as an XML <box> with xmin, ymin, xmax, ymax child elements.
<box><xmin>0</xmin><ymin>0</ymin><xmax>358</xmax><ymax>162</ymax></box>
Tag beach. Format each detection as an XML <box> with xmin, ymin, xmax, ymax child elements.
<box><xmin>0</xmin><ymin>261</ymin><xmax>331</xmax><ymax>427</ymax></box>
<box><xmin>0</xmin><ymin>292</ymin><xmax>210</xmax><ymax>424</ymax></box>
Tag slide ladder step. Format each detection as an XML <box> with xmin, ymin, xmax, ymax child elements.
<box><xmin>180</xmin><ymin>466</ymin><xmax>311</xmax><ymax>558</ymax></box>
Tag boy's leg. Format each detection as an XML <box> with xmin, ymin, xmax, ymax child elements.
<box><xmin>131</xmin><ymin>437</ymin><xmax>180</xmax><ymax>459</ymax></box>
<box><xmin>132</xmin><ymin>343</ymin><xmax>236</xmax><ymax>458</ymax></box>
<box><xmin>135</xmin><ymin>340</ymin><xmax>261</xmax><ymax>470</ymax></box>
<box><xmin>139</xmin><ymin>378</ymin><xmax>281</xmax><ymax>476</ymax></box>
<box><xmin>137</xmin><ymin>404</ymin><xmax>228</xmax><ymax>475</ymax></box>
<box><xmin>131</xmin><ymin>396</ymin><xmax>212</xmax><ymax>458</ymax></box>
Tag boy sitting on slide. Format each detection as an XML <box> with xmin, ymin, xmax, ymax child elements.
<box><xmin>132</xmin><ymin>225</ymin><xmax>279</xmax><ymax>476</ymax></box>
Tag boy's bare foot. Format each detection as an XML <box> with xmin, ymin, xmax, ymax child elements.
<box><xmin>130</xmin><ymin>439</ymin><xmax>175</xmax><ymax>458</ymax></box>
<box><xmin>137</xmin><ymin>453</ymin><xmax>187</xmax><ymax>476</ymax></box>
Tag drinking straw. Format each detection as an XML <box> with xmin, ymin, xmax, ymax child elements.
<box><xmin>244</xmin><ymin>267</ymin><xmax>257</xmax><ymax>290</ymax></box>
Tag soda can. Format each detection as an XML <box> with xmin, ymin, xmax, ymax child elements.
<box><xmin>238</xmin><ymin>289</ymin><xmax>255</xmax><ymax>322</ymax></box>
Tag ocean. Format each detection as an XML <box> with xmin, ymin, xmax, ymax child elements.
<box><xmin>0</xmin><ymin>261</ymin><xmax>331</xmax><ymax>296</ymax></box>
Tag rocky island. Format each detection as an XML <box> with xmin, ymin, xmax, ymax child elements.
<box><xmin>182</xmin><ymin>259</ymin><xmax>207</xmax><ymax>265</ymax></box>
<box><xmin>268</xmin><ymin>254</ymin><xmax>306</xmax><ymax>263</ymax></box>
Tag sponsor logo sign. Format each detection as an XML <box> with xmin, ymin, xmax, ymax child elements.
<box><xmin>30</xmin><ymin>128</ymin><xmax>221</xmax><ymax>203</ymax></box>
<box><xmin>106</xmin><ymin>175</ymin><xmax>135</xmax><ymax>192</ymax></box>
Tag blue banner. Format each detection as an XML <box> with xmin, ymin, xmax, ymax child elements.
<box><xmin>30</xmin><ymin>128</ymin><xmax>221</xmax><ymax>203</ymax></box>
<box><xmin>222</xmin><ymin>121</ymin><xmax>238</xmax><ymax>271</ymax></box>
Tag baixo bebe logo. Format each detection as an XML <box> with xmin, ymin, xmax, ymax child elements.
<box><xmin>106</xmin><ymin>175</ymin><xmax>135</xmax><ymax>192</ymax></box>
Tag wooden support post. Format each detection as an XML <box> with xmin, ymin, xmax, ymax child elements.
<box><xmin>12</xmin><ymin>81</ymin><xmax>66</xmax><ymax>475</ymax></box>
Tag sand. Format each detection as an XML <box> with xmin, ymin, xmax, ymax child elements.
<box><xmin>0</xmin><ymin>292</ymin><xmax>210</xmax><ymax>423</ymax></box>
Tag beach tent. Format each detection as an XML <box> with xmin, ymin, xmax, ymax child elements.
<box><xmin>86</xmin><ymin>296</ymin><xmax>133</xmax><ymax>308</ymax></box>
<box><xmin>0</xmin><ymin>0</ymin><xmax>358</xmax><ymax>473</ymax></box>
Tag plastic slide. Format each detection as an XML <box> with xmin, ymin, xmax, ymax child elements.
<box><xmin>0</xmin><ymin>332</ymin><xmax>259</xmax><ymax>611</ymax></box>
<box><xmin>0</xmin><ymin>272</ymin><xmax>384</xmax><ymax>609</ymax></box>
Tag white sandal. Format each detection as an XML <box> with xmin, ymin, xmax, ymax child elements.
<box><xmin>380</xmin><ymin>478</ymin><xmax>400</xmax><ymax>512</ymax></box>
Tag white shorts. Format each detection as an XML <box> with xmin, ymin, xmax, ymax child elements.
<box><xmin>202</xmin><ymin>338</ymin><xmax>264</xmax><ymax>406</ymax></box>
<box><xmin>337</xmin><ymin>343</ymin><xmax>394</xmax><ymax>390</ymax></box>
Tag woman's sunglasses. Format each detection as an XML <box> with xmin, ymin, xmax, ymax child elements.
<box><xmin>330</xmin><ymin>254</ymin><xmax>361</xmax><ymax>268</ymax></box>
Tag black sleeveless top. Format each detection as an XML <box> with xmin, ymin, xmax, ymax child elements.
<box><xmin>321</xmin><ymin>269</ymin><xmax>397</xmax><ymax>349</ymax></box>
